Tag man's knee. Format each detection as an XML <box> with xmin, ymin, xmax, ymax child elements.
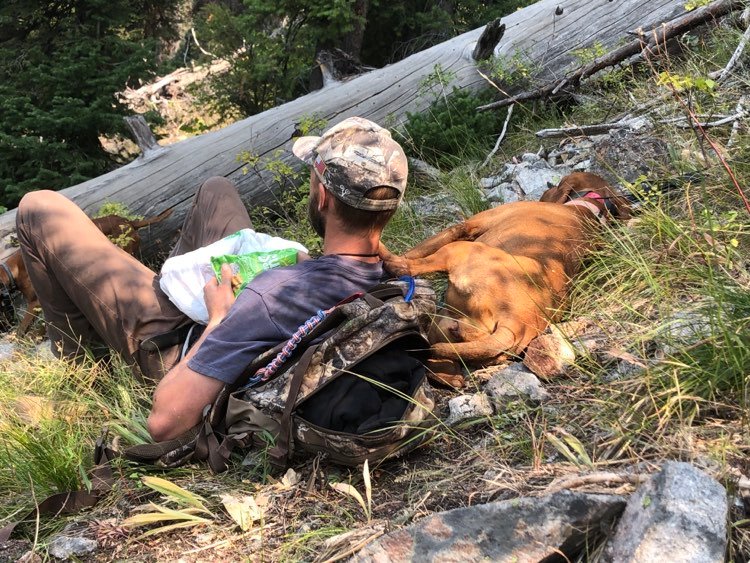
<box><xmin>16</xmin><ymin>190</ymin><xmax>59</xmax><ymax>240</ymax></box>
<box><xmin>17</xmin><ymin>190</ymin><xmax>57</xmax><ymax>221</ymax></box>
<box><xmin>198</xmin><ymin>176</ymin><xmax>238</xmax><ymax>198</ymax></box>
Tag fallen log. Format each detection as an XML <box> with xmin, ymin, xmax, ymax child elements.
<box><xmin>478</xmin><ymin>0</ymin><xmax>745</xmax><ymax>112</ymax></box>
<box><xmin>0</xmin><ymin>0</ymin><xmax>692</xmax><ymax>261</ymax></box>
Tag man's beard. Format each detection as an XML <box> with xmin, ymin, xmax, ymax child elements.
<box><xmin>307</xmin><ymin>191</ymin><xmax>326</xmax><ymax>237</ymax></box>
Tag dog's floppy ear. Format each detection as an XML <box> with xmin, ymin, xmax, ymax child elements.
<box><xmin>539</xmin><ymin>177</ymin><xmax>575</xmax><ymax>203</ymax></box>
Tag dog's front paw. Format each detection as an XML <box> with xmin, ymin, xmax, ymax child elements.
<box><xmin>378</xmin><ymin>243</ymin><xmax>411</xmax><ymax>276</ymax></box>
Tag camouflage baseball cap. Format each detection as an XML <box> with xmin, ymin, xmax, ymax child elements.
<box><xmin>292</xmin><ymin>116</ymin><xmax>408</xmax><ymax>211</ymax></box>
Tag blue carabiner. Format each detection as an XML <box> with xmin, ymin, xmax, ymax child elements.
<box><xmin>399</xmin><ymin>275</ymin><xmax>416</xmax><ymax>302</ymax></box>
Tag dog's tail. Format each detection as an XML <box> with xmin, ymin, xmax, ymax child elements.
<box><xmin>130</xmin><ymin>208</ymin><xmax>173</xmax><ymax>229</ymax></box>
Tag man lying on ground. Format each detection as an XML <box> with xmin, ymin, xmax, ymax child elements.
<box><xmin>16</xmin><ymin>116</ymin><xmax>408</xmax><ymax>441</ymax></box>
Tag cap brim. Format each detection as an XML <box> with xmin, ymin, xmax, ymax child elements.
<box><xmin>292</xmin><ymin>136</ymin><xmax>320</xmax><ymax>165</ymax></box>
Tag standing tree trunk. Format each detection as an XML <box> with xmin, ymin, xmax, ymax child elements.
<box><xmin>0</xmin><ymin>0</ymin><xmax>704</xmax><ymax>261</ymax></box>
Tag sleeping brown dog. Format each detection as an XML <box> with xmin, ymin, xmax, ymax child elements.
<box><xmin>0</xmin><ymin>208</ymin><xmax>173</xmax><ymax>336</ymax></box>
<box><xmin>379</xmin><ymin>172</ymin><xmax>631</xmax><ymax>387</ymax></box>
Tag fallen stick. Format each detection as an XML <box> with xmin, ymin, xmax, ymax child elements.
<box><xmin>544</xmin><ymin>471</ymin><xmax>647</xmax><ymax>494</ymax></box>
<box><xmin>535</xmin><ymin>117</ymin><xmax>650</xmax><ymax>139</ymax></box>
<box><xmin>478</xmin><ymin>0</ymin><xmax>746</xmax><ymax>112</ymax></box>
<box><xmin>728</xmin><ymin>94</ymin><xmax>748</xmax><ymax>147</ymax></box>
<box><xmin>661</xmin><ymin>110</ymin><xmax>747</xmax><ymax>128</ymax></box>
<box><xmin>481</xmin><ymin>103</ymin><xmax>515</xmax><ymax>167</ymax></box>
<box><xmin>709</xmin><ymin>18</ymin><xmax>750</xmax><ymax>82</ymax></box>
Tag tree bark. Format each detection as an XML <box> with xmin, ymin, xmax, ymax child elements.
<box><xmin>0</xmin><ymin>0</ymin><xmax>693</xmax><ymax>261</ymax></box>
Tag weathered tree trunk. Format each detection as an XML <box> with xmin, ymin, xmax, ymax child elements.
<box><xmin>0</xmin><ymin>0</ymin><xmax>692</xmax><ymax>261</ymax></box>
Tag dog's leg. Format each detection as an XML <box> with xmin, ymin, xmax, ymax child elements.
<box><xmin>430</xmin><ymin>326</ymin><xmax>518</xmax><ymax>364</ymax></box>
<box><xmin>379</xmin><ymin>241</ymin><xmax>454</xmax><ymax>277</ymax></box>
<box><xmin>403</xmin><ymin>223</ymin><xmax>470</xmax><ymax>259</ymax></box>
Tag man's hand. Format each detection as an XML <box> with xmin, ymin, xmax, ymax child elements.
<box><xmin>205</xmin><ymin>263</ymin><xmax>236</xmax><ymax>327</ymax></box>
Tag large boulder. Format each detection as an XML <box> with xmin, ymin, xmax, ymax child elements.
<box><xmin>351</xmin><ymin>490</ymin><xmax>625</xmax><ymax>562</ymax></box>
<box><xmin>603</xmin><ymin>461</ymin><xmax>728</xmax><ymax>562</ymax></box>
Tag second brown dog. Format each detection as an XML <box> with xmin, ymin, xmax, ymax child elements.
<box><xmin>379</xmin><ymin>172</ymin><xmax>631</xmax><ymax>387</ymax></box>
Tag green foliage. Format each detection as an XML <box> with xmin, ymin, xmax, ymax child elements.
<box><xmin>656</xmin><ymin>71</ymin><xmax>716</xmax><ymax>93</ymax></box>
<box><xmin>93</xmin><ymin>202</ymin><xmax>142</xmax><ymax>221</ymax></box>
<box><xmin>242</xmin><ymin>149</ymin><xmax>319</xmax><ymax>254</ymax></box>
<box><xmin>193</xmin><ymin>1</ymin><xmax>359</xmax><ymax>119</ymax></box>
<box><xmin>486</xmin><ymin>49</ymin><xmax>537</xmax><ymax>88</ymax></box>
<box><xmin>684</xmin><ymin>0</ymin><xmax>711</xmax><ymax>11</ymax></box>
<box><xmin>0</xmin><ymin>0</ymin><xmax>180</xmax><ymax>208</ymax></box>
<box><xmin>398</xmin><ymin>87</ymin><xmax>506</xmax><ymax>168</ymax></box>
<box><xmin>571</xmin><ymin>41</ymin><xmax>609</xmax><ymax>65</ymax></box>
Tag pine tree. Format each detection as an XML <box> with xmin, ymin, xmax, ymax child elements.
<box><xmin>0</xmin><ymin>0</ymin><xmax>179</xmax><ymax>208</ymax></box>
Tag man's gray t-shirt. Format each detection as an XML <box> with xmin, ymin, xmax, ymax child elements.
<box><xmin>188</xmin><ymin>255</ymin><xmax>383</xmax><ymax>384</ymax></box>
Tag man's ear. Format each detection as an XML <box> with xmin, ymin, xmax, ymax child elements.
<box><xmin>316</xmin><ymin>182</ymin><xmax>329</xmax><ymax>211</ymax></box>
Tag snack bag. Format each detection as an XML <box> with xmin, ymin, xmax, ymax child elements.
<box><xmin>160</xmin><ymin>229</ymin><xmax>307</xmax><ymax>324</ymax></box>
<box><xmin>210</xmin><ymin>248</ymin><xmax>299</xmax><ymax>296</ymax></box>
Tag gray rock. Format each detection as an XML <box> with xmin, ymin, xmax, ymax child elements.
<box><xmin>590</xmin><ymin>130</ymin><xmax>670</xmax><ymax>185</ymax></box>
<box><xmin>48</xmin><ymin>535</ymin><xmax>97</xmax><ymax>560</ymax></box>
<box><xmin>445</xmin><ymin>393</ymin><xmax>493</xmax><ymax>426</ymax></box>
<box><xmin>515</xmin><ymin>165</ymin><xmax>572</xmax><ymax>200</ymax></box>
<box><xmin>520</xmin><ymin>152</ymin><xmax>542</xmax><ymax>163</ymax></box>
<box><xmin>0</xmin><ymin>336</ymin><xmax>16</xmax><ymax>360</ymax></box>
<box><xmin>485</xmin><ymin>182</ymin><xmax>517</xmax><ymax>203</ymax></box>
<box><xmin>352</xmin><ymin>490</ymin><xmax>625</xmax><ymax>562</ymax></box>
<box><xmin>603</xmin><ymin>461</ymin><xmax>727</xmax><ymax>563</ymax></box>
<box><xmin>658</xmin><ymin>305</ymin><xmax>714</xmax><ymax>355</ymax></box>
<box><xmin>485</xmin><ymin>362</ymin><xmax>550</xmax><ymax>404</ymax></box>
<box><xmin>479</xmin><ymin>175</ymin><xmax>504</xmax><ymax>189</ymax></box>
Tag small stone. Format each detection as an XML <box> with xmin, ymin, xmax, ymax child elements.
<box><xmin>485</xmin><ymin>362</ymin><xmax>550</xmax><ymax>404</ymax></box>
<box><xmin>573</xmin><ymin>159</ymin><xmax>592</xmax><ymax>170</ymax></box>
<box><xmin>48</xmin><ymin>535</ymin><xmax>97</xmax><ymax>560</ymax></box>
<box><xmin>445</xmin><ymin>393</ymin><xmax>493</xmax><ymax>426</ymax></box>
<box><xmin>0</xmin><ymin>338</ymin><xmax>16</xmax><ymax>360</ymax></box>
<box><xmin>523</xmin><ymin>332</ymin><xmax>576</xmax><ymax>379</ymax></box>
<box><xmin>521</xmin><ymin>152</ymin><xmax>541</xmax><ymax>163</ymax></box>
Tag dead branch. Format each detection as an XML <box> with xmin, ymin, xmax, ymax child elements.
<box><xmin>481</xmin><ymin>103</ymin><xmax>515</xmax><ymax>167</ymax></box>
<box><xmin>535</xmin><ymin>117</ymin><xmax>651</xmax><ymax>139</ymax></box>
<box><xmin>662</xmin><ymin>110</ymin><xmax>747</xmax><ymax>128</ymax></box>
<box><xmin>544</xmin><ymin>471</ymin><xmax>648</xmax><ymax>494</ymax></box>
<box><xmin>728</xmin><ymin>94</ymin><xmax>748</xmax><ymax>147</ymax></box>
<box><xmin>472</xmin><ymin>18</ymin><xmax>506</xmax><ymax>61</ymax></box>
<box><xmin>710</xmin><ymin>18</ymin><xmax>750</xmax><ymax>82</ymax></box>
<box><xmin>124</xmin><ymin>115</ymin><xmax>161</xmax><ymax>157</ymax></box>
<box><xmin>478</xmin><ymin>0</ymin><xmax>746</xmax><ymax>112</ymax></box>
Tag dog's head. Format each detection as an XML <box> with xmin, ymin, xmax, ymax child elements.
<box><xmin>540</xmin><ymin>172</ymin><xmax>632</xmax><ymax>220</ymax></box>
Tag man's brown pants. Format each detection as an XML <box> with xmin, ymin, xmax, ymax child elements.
<box><xmin>16</xmin><ymin>177</ymin><xmax>252</xmax><ymax>381</ymax></box>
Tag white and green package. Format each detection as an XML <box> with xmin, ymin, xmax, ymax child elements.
<box><xmin>160</xmin><ymin>229</ymin><xmax>308</xmax><ymax>324</ymax></box>
<box><xmin>211</xmin><ymin>248</ymin><xmax>299</xmax><ymax>296</ymax></box>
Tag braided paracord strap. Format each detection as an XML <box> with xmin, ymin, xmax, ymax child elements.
<box><xmin>240</xmin><ymin>306</ymin><xmax>333</xmax><ymax>389</ymax></box>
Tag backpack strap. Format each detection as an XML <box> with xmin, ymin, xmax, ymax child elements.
<box><xmin>268</xmin><ymin>344</ymin><xmax>319</xmax><ymax>466</ymax></box>
<box><xmin>0</xmin><ymin>429</ymin><xmax>118</xmax><ymax>542</ymax></box>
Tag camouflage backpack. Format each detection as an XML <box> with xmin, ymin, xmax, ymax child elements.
<box><xmin>125</xmin><ymin>278</ymin><xmax>438</xmax><ymax>472</ymax></box>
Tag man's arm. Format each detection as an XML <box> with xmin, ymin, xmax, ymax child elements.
<box><xmin>147</xmin><ymin>264</ymin><xmax>236</xmax><ymax>441</ymax></box>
